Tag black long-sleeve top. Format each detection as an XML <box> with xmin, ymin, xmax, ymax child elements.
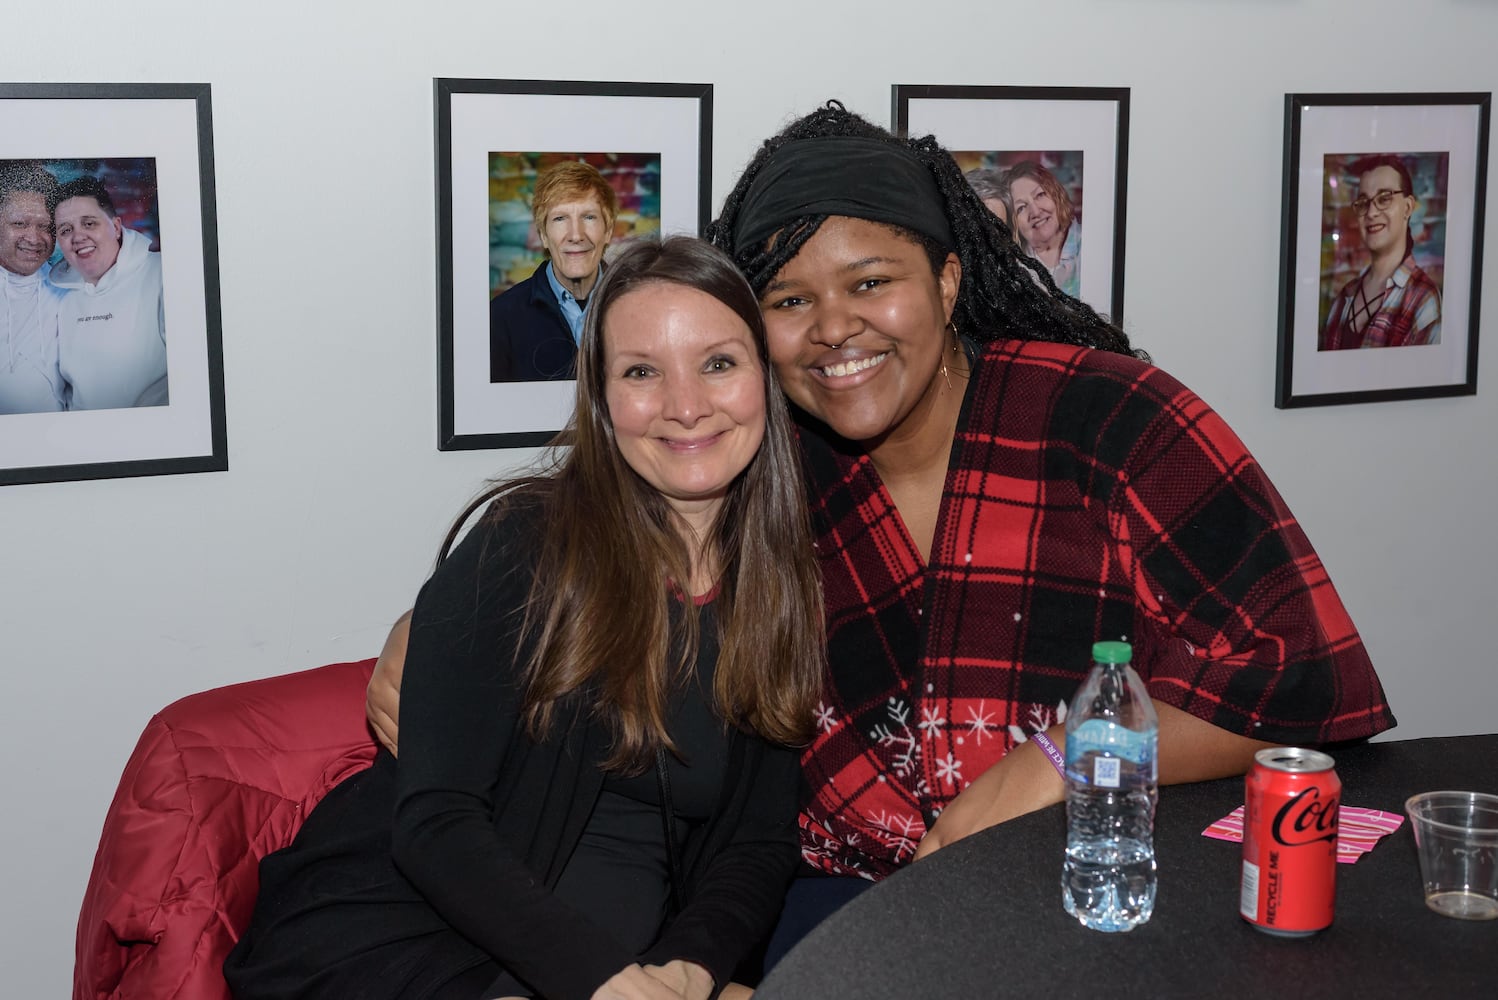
<box><xmin>226</xmin><ymin>496</ymin><xmax>801</xmax><ymax>1000</ymax></box>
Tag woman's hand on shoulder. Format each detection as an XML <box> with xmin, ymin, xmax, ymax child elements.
<box><xmin>914</xmin><ymin>724</ymin><xmax>1066</xmax><ymax>860</ymax></box>
<box><xmin>365</xmin><ymin>610</ymin><xmax>411</xmax><ymax>757</ymax></box>
<box><xmin>590</xmin><ymin>963</ymin><xmax>692</xmax><ymax>1000</ymax></box>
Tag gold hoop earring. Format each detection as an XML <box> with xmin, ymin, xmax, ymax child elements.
<box><xmin>940</xmin><ymin>321</ymin><xmax>963</xmax><ymax>391</ymax></box>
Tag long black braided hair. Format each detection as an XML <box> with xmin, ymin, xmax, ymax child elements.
<box><xmin>705</xmin><ymin>101</ymin><xmax>1145</xmax><ymax>360</ymax></box>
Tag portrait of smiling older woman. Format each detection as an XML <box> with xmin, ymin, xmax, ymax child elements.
<box><xmin>1004</xmin><ymin>159</ymin><xmax>1082</xmax><ymax>298</ymax></box>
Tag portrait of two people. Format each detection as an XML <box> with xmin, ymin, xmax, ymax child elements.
<box><xmin>0</xmin><ymin>159</ymin><xmax>168</xmax><ymax>416</ymax></box>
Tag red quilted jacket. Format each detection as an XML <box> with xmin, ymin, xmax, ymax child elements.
<box><xmin>73</xmin><ymin>659</ymin><xmax>380</xmax><ymax>1000</ymax></box>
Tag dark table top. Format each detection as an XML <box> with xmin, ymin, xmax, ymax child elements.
<box><xmin>756</xmin><ymin>735</ymin><xmax>1497</xmax><ymax>999</ymax></box>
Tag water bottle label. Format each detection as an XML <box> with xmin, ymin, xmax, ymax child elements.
<box><xmin>1067</xmin><ymin>719</ymin><xmax>1156</xmax><ymax>773</ymax></box>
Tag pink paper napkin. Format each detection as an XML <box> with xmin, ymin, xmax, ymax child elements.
<box><xmin>1202</xmin><ymin>805</ymin><xmax>1404</xmax><ymax>863</ymax></box>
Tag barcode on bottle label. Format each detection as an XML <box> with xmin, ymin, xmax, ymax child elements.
<box><xmin>1240</xmin><ymin>859</ymin><xmax>1260</xmax><ymax>919</ymax></box>
<box><xmin>1092</xmin><ymin>756</ymin><xmax>1121</xmax><ymax>788</ymax></box>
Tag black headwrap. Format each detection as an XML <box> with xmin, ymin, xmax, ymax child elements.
<box><xmin>731</xmin><ymin>136</ymin><xmax>955</xmax><ymax>255</ymax></box>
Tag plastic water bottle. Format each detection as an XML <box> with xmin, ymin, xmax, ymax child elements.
<box><xmin>1062</xmin><ymin>640</ymin><xmax>1158</xmax><ymax>931</ymax></box>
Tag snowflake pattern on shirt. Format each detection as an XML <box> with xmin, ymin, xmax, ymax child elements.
<box><xmin>795</xmin><ymin>339</ymin><xmax>1394</xmax><ymax>881</ymax></box>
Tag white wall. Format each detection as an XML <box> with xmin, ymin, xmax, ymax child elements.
<box><xmin>4</xmin><ymin>1</ymin><xmax>1495</xmax><ymax>993</ymax></box>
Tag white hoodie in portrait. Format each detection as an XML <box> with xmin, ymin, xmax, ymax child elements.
<box><xmin>0</xmin><ymin>260</ymin><xmax>69</xmax><ymax>414</ymax></box>
<box><xmin>50</xmin><ymin>226</ymin><xmax>167</xmax><ymax>411</ymax></box>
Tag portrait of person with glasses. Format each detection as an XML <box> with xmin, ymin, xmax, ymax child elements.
<box><xmin>1319</xmin><ymin>153</ymin><xmax>1442</xmax><ymax>351</ymax></box>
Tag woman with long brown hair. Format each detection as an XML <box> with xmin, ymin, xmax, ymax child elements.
<box><xmin>225</xmin><ymin>236</ymin><xmax>824</xmax><ymax>1000</ymax></box>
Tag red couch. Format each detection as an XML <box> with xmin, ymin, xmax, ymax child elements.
<box><xmin>74</xmin><ymin>659</ymin><xmax>380</xmax><ymax>1000</ymax></box>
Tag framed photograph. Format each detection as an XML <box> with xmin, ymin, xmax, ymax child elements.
<box><xmin>893</xmin><ymin>84</ymin><xmax>1129</xmax><ymax>322</ymax></box>
<box><xmin>435</xmin><ymin>79</ymin><xmax>712</xmax><ymax>450</ymax></box>
<box><xmin>1277</xmin><ymin>93</ymin><xmax>1489</xmax><ymax>408</ymax></box>
<box><xmin>0</xmin><ymin>83</ymin><xmax>225</xmax><ymax>486</ymax></box>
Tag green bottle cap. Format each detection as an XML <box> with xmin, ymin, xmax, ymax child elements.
<box><xmin>1092</xmin><ymin>640</ymin><xmax>1132</xmax><ymax>664</ymax></box>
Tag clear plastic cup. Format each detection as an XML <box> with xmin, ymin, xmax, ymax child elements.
<box><xmin>1405</xmin><ymin>790</ymin><xmax>1498</xmax><ymax>920</ymax></box>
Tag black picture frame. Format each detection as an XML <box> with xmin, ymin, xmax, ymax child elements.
<box><xmin>892</xmin><ymin>84</ymin><xmax>1129</xmax><ymax>323</ymax></box>
<box><xmin>0</xmin><ymin>82</ymin><xmax>226</xmax><ymax>486</ymax></box>
<box><xmin>434</xmin><ymin>78</ymin><xmax>713</xmax><ymax>450</ymax></box>
<box><xmin>1277</xmin><ymin>92</ymin><xmax>1489</xmax><ymax>408</ymax></box>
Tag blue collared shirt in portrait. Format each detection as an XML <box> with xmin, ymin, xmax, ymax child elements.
<box><xmin>544</xmin><ymin>261</ymin><xmax>599</xmax><ymax>345</ymax></box>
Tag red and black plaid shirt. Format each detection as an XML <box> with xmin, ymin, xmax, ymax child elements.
<box><xmin>1320</xmin><ymin>254</ymin><xmax>1442</xmax><ymax>350</ymax></box>
<box><xmin>797</xmin><ymin>339</ymin><xmax>1395</xmax><ymax>879</ymax></box>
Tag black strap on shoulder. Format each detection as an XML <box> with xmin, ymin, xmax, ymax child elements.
<box><xmin>654</xmin><ymin>748</ymin><xmax>685</xmax><ymax>918</ymax></box>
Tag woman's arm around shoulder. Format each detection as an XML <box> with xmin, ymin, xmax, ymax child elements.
<box><xmin>366</xmin><ymin>609</ymin><xmax>409</xmax><ymax>756</ymax></box>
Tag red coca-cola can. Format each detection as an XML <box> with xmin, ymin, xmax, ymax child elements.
<box><xmin>1239</xmin><ymin>746</ymin><xmax>1340</xmax><ymax>936</ymax></box>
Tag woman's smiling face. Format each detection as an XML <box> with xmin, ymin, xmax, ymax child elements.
<box><xmin>1009</xmin><ymin>175</ymin><xmax>1059</xmax><ymax>249</ymax></box>
<box><xmin>758</xmin><ymin>216</ymin><xmax>959</xmax><ymax>446</ymax></box>
<box><xmin>603</xmin><ymin>281</ymin><xmax>767</xmax><ymax>529</ymax></box>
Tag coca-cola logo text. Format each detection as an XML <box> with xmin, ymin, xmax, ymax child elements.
<box><xmin>1271</xmin><ymin>787</ymin><xmax>1339</xmax><ymax>846</ymax></box>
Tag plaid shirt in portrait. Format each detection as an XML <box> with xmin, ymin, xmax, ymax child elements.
<box><xmin>796</xmin><ymin>339</ymin><xmax>1396</xmax><ymax>879</ymax></box>
<box><xmin>1320</xmin><ymin>254</ymin><xmax>1442</xmax><ymax>350</ymax></box>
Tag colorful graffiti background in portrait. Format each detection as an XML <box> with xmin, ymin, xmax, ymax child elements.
<box><xmin>488</xmin><ymin>151</ymin><xmax>661</xmax><ymax>299</ymax></box>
